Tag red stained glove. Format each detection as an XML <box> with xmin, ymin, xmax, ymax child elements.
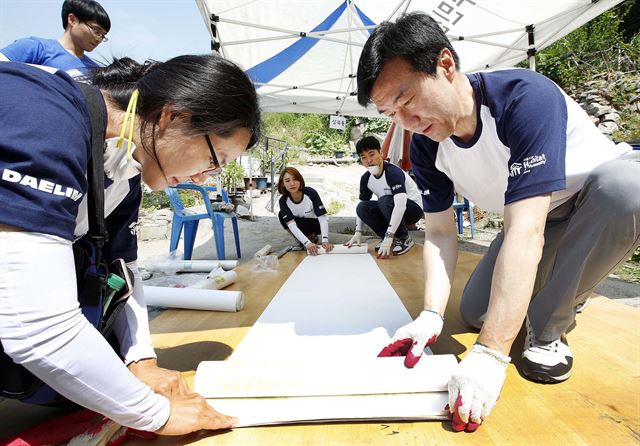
<box><xmin>378</xmin><ymin>310</ymin><xmax>444</xmax><ymax>368</ymax></box>
<box><xmin>445</xmin><ymin>396</ymin><xmax>481</xmax><ymax>433</ymax></box>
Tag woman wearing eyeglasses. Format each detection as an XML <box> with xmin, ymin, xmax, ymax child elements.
<box><xmin>0</xmin><ymin>0</ymin><xmax>110</xmax><ymax>82</ymax></box>
<box><xmin>0</xmin><ymin>53</ymin><xmax>260</xmax><ymax>435</ymax></box>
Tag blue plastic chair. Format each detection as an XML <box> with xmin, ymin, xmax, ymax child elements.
<box><xmin>453</xmin><ymin>194</ymin><xmax>475</xmax><ymax>239</ymax></box>
<box><xmin>165</xmin><ymin>183</ymin><xmax>241</xmax><ymax>260</ymax></box>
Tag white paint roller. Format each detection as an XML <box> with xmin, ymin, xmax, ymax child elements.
<box><xmin>143</xmin><ymin>286</ymin><xmax>244</xmax><ymax>312</ymax></box>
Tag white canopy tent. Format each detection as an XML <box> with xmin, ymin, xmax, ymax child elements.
<box><xmin>195</xmin><ymin>0</ymin><xmax>624</xmax><ymax>117</ymax></box>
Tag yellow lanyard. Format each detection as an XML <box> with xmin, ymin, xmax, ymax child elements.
<box><xmin>116</xmin><ymin>89</ymin><xmax>140</xmax><ymax>160</ymax></box>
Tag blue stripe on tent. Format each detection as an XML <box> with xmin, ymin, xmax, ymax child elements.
<box><xmin>354</xmin><ymin>3</ymin><xmax>376</xmax><ymax>33</ymax></box>
<box><xmin>246</xmin><ymin>1</ymin><xmax>347</xmax><ymax>85</ymax></box>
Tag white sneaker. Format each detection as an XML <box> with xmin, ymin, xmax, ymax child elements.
<box><xmin>575</xmin><ymin>297</ymin><xmax>591</xmax><ymax>313</ymax></box>
<box><xmin>521</xmin><ymin>317</ymin><xmax>573</xmax><ymax>384</ymax></box>
<box><xmin>392</xmin><ymin>236</ymin><xmax>414</xmax><ymax>256</ymax></box>
<box><xmin>374</xmin><ymin>239</ymin><xmax>383</xmax><ymax>251</ymax></box>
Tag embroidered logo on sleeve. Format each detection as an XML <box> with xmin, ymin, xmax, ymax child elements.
<box><xmin>509</xmin><ymin>154</ymin><xmax>547</xmax><ymax>177</ymax></box>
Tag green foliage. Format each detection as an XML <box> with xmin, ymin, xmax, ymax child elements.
<box><xmin>141</xmin><ymin>190</ymin><xmax>199</xmax><ymax>210</ymax></box>
<box><xmin>262</xmin><ymin>113</ymin><xmax>327</xmax><ymax>148</ymax></box>
<box><xmin>631</xmin><ymin>246</ymin><xmax>640</xmax><ymax>262</ymax></box>
<box><xmin>141</xmin><ymin>191</ymin><xmax>170</xmax><ymax>210</ymax></box>
<box><xmin>326</xmin><ymin>200</ymin><xmax>345</xmax><ymax>215</ymax></box>
<box><xmin>612</xmin><ymin>108</ymin><xmax>640</xmax><ymax>141</ymax></box>
<box><xmin>304</xmin><ymin>133</ymin><xmax>345</xmax><ymax>157</ymax></box>
<box><xmin>535</xmin><ymin>6</ymin><xmax>639</xmax><ymax>91</ymax></box>
<box><xmin>261</xmin><ymin>112</ymin><xmax>391</xmax><ymax>158</ymax></box>
<box><xmin>364</xmin><ymin>117</ymin><xmax>392</xmax><ymax>135</ymax></box>
<box><xmin>220</xmin><ymin>161</ymin><xmax>245</xmax><ymax>192</ymax></box>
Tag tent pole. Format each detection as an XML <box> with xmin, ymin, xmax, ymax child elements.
<box><xmin>526</xmin><ymin>24</ymin><xmax>537</xmax><ymax>72</ymax></box>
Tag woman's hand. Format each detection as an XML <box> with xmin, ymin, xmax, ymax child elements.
<box><xmin>128</xmin><ymin>358</ymin><xmax>189</xmax><ymax>397</ymax></box>
<box><xmin>156</xmin><ymin>393</ymin><xmax>237</xmax><ymax>435</ymax></box>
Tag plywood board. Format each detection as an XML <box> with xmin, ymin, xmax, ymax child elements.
<box><xmin>2</xmin><ymin>247</ymin><xmax>638</xmax><ymax>445</ymax></box>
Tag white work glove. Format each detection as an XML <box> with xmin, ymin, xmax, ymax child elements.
<box><xmin>344</xmin><ymin>231</ymin><xmax>361</xmax><ymax>247</ymax></box>
<box><xmin>447</xmin><ymin>343</ymin><xmax>510</xmax><ymax>433</ymax></box>
<box><xmin>376</xmin><ymin>234</ymin><xmax>394</xmax><ymax>258</ymax></box>
<box><xmin>378</xmin><ymin>310</ymin><xmax>444</xmax><ymax>368</ymax></box>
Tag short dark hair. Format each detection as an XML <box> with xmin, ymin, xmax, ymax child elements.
<box><xmin>92</xmin><ymin>54</ymin><xmax>261</xmax><ymax>157</ymax></box>
<box><xmin>356</xmin><ymin>135</ymin><xmax>381</xmax><ymax>156</ymax></box>
<box><xmin>357</xmin><ymin>12</ymin><xmax>459</xmax><ymax>106</ymax></box>
<box><xmin>62</xmin><ymin>0</ymin><xmax>111</xmax><ymax>32</ymax></box>
<box><xmin>278</xmin><ymin>167</ymin><xmax>305</xmax><ymax>196</ymax></box>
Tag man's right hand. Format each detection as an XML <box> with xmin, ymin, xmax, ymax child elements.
<box><xmin>345</xmin><ymin>231</ymin><xmax>362</xmax><ymax>247</ymax></box>
<box><xmin>378</xmin><ymin>310</ymin><xmax>444</xmax><ymax>368</ymax></box>
<box><xmin>156</xmin><ymin>393</ymin><xmax>236</xmax><ymax>436</ymax></box>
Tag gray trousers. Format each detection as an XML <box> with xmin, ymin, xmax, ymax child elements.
<box><xmin>459</xmin><ymin>151</ymin><xmax>640</xmax><ymax>342</ymax></box>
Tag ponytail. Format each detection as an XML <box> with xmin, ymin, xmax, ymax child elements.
<box><xmin>91</xmin><ymin>58</ymin><xmax>158</xmax><ymax>109</ymax></box>
<box><xmin>92</xmin><ymin>54</ymin><xmax>261</xmax><ymax>150</ymax></box>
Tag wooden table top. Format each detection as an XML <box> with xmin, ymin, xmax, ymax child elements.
<box><xmin>1</xmin><ymin>245</ymin><xmax>638</xmax><ymax>445</ymax></box>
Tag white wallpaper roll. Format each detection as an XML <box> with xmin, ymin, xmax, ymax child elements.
<box><xmin>174</xmin><ymin>260</ymin><xmax>238</xmax><ymax>272</ymax></box>
<box><xmin>317</xmin><ymin>244</ymin><xmax>368</xmax><ymax>255</ymax></box>
<box><xmin>191</xmin><ymin>270</ymin><xmax>238</xmax><ymax>290</ymax></box>
<box><xmin>254</xmin><ymin>245</ymin><xmax>272</xmax><ymax>257</ymax></box>
<box><xmin>143</xmin><ymin>286</ymin><xmax>244</xmax><ymax>312</ymax></box>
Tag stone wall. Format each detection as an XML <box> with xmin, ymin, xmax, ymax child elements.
<box><xmin>138</xmin><ymin>208</ymin><xmax>173</xmax><ymax>241</ymax></box>
<box><xmin>571</xmin><ymin>72</ymin><xmax>640</xmax><ymax>137</ymax></box>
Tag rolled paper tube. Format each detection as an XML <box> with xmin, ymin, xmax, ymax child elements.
<box><xmin>191</xmin><ymin>270</ymin><xmax>238</xmax><ymax>290</ymax></box>
<box><xmin>254</xmin><ymin>245</ymin><xmax>272</xmax><ymax>257</ymax></box>
<box><xmin>173</xmin><ymin>260</ymin><xmax>238</xmax><ymax>272</ymax></box>
<box><xmin>143</xmin><ymin>286</ymin><xmax>244</xmax><ymax>312</ymax></box>
<box><xmin>317</xmin><ymin>245</ymin><xmax>368</xmax><ymax>255</ymax></box>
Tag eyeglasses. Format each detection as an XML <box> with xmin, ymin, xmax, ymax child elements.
<box><xmin>81</xmin><ymin>21</ymin><xmax>109</xmax><ymax>42</ymax></box>
<box><xmin>202</xmin><ymin>134</ymin><xmax>223</xmax><ymax>177</ymax></box>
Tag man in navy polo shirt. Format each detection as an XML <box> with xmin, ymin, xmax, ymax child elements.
<box><xmin>357</xmin><ymin>12</ymin><xmax>639</xmax><ymax>432</ymax></box>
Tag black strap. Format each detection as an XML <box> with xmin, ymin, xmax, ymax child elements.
<box><xmin>76</xmin><ymin>83</ymin><xmax>108</xmax><ymax>246</ymax></box>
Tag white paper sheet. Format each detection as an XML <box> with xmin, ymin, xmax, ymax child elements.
<box><xmin>210</xmin><ymin>393</ymin><xmax>450</xmax><ymax>427</ymax></box>
<box><xmin>196</xmin><ymin>254</ymin><xmax>455</xmax><ymax>426</ymax></box>
<box><xmin>232</xmin><ymin>254</ymin><xmax>416</xmax><ymax>360</ymax></box>
<box><xmin>195</xmin><ymin>356</ymin><xmax>456</xmax><ymax>398</ymax></box>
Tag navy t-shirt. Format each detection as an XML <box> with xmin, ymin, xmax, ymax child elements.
<box><xmin>279</xmin><ymin>186</ymin><xmax>327</xmax><ymax>222</ymax></box>
<box><xmin>0</xmin><ymin>62</ymin><xmax>140</xmax><ymax>262</ymax></box>
<box><xmin>359</xmin><ymin>161</ymin><xmax>422</xmax><ymax>208</ymax></box>
<box><xmin>410</xmin><ymin>68</ymin><xmax>627</xmax><ymax>214</ymax></box>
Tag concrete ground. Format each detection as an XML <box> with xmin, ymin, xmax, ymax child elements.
<box><xmin>138</xmin><ymin>164</ymin><xmax>639</xmax><ymax>307</ymax></box>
